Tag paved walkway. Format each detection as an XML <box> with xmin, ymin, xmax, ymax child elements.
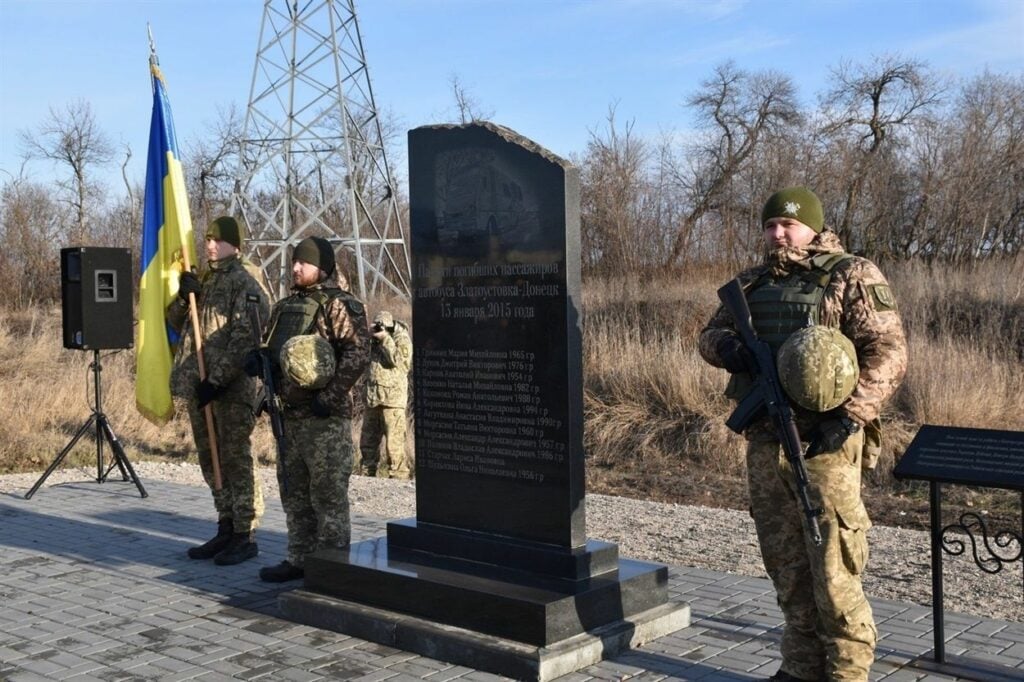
<box><xmin>1</xmin><ymin>476</ymin><xmax>1021</xmax><ymax>682</ymax></box>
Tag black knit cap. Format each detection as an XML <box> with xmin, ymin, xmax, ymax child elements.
<box><xmin>292</xmin><ymin>236</ymin><xmax>336</xmax><ymax>276</ymax></box>
<box><xmin>206</xmin><ymin>216</ymin><xmax>242</xmax><ymax>248</ymax></box>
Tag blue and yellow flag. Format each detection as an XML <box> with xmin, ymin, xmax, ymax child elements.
<box><xmin>135</xmin><ymin>62</ymin><xmax>196</xmax><ymax>424</ymax></box>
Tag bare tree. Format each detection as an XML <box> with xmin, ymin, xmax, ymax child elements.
<box><xmin>922</xmin><ymin>72</ymin><xmax>1024</xmax><ymax>260</ymax></box>
<box><xmin>119</xmin><ymin>143</ymin><xmax>134</xmax><ymax>206</ymax></box>
<box><xmin>580</xmin><ymin>104</ymin><xmax>677</xmax><ymax>274</ymax></box>
<box><xmin>184</xmin><ymin>104</ymin><xmax>243</xmax><ymax>228</ymax></box>
<box><xmin>0</xmin><ymin>179</ymin><xmax>67</xmax><ymax>307</ymax></box>
<box><xmin>449</xmin><ymin>74</ymin><xmax>494</xmax><ymax>124</ymax></box>
<box><xmin>665</xmin><ymin>61</ymin><xmax>801</xmax><ymax>266</ymax></box>
<box><xmin>18</xmin><ymin>99</ymin><xmax>114</xmax><ymax>243</ymax></box>
<box><xmin>818</xmin><ymin>56</ymin><xmax>942</xmax><ymax>252</ymax></box>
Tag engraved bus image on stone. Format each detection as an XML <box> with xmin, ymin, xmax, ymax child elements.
<box><xmin>409</xmin><ymin>123</ymin><xmax>581</xmax><ymax>547</ymax></box>
<box><xmin>434</xmin><ymin>147</ymin><xmax>542</xmax><ymax>250</ymax></box>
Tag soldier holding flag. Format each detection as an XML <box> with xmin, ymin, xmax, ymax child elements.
<box><xmin>167</xmin><ymin>217</ymin><xmax>271</xmax><ymax>566</ymax></box>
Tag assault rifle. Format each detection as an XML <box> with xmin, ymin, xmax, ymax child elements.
<box><xmin>718</xmin><ymin>279</ymin><xmax>823</xmax><ymax>545</ymax></box>
<box><xmin>245</xmin><ymin>294</ymin><xmax>287</xmax><ymax>491</ymax></box>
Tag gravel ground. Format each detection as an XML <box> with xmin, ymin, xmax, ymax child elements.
<box><xmin>3</xmin><ymin>461</ymin><xmax>1021</xmax><ymax>622</ymax></box>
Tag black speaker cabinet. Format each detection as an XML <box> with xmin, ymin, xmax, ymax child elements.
<box><xmin>61</xmin><ymin>247</ymin><xmax>133</xmax><ymax>350</ymax></box>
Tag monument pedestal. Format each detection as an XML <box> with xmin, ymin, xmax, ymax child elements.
<box><xmin>279</xmin><ymin>523</ymin><xmax>689</xmax><ymax>680</ymax></box>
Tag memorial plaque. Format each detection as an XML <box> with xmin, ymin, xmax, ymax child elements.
<box><xmin>408</xmin><ymin>122</ymin><xmax>584</xmax><ymax>548</ymax></box>
<box><xmin>281</xmin><ymin>124</ymin><xmax>689</xmax><ymax>678</ymax></box>
<box><xmin>894</xmin><ymin>425</ymin><xmax>1024</xmax><ymax>491</ymax></box>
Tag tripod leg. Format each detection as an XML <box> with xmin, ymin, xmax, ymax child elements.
<box><xmin>25</xmin><ymin>415</ymin><xmax>97</xmax><ymax>499</ymax></box>
<box><xmin>98</xmin><ymin>414</ymin><xmax>148</xmax><ymax>498</ymax></box>
<box><xmin>97</xmin><ymin>413</ymin><xmax>129</xmax><ymax>482</ymax></box>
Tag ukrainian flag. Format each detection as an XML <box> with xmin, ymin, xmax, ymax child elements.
<box><xmin>135</xmin><ymin>62</ymin><xmax>196</xmax><ymax>424</ymax></box>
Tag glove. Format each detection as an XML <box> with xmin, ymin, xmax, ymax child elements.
<box><xmin>178</xmin><ymin>271</ymin><xmax>202</xmax><ymax>301</ymax></box>
<box><xmin>310</xmin><ymin>392</ymin><xmax>332</xmax><ymax>418</ymax></box>
<box><xmin>196</xmin><ymin>379</ymin><xmax>225</xmax><ymax>409</ymax></box>
<box><xmin>806</xmin><ymin>414</ymin><xmax>862</xmax><ymax>458</ymax></box>
<box><xmin>716</xmin><ymin>335</ymin><xmax>755</xmax><ymax>374</ymax></box>
<box><xmin>243</xmin><ymin>349</ymin><xmax>267</xmax><ymax>378</ymax></box>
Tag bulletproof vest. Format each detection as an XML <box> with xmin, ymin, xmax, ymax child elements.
<box><xmin>266</xmin><ymin>289</ymin><xmax>337</xmax><ymax>361</ymax></box>
<box><xmin>746</xmin><ymin>253</ymin><xmax>852</xmax><ymax>353</ymax></box>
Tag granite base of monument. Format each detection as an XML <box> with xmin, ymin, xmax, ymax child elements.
<box><xmin>279</xmin><ymin>549</ymin><xmax>688</xmax><ymax>681</ymax></box>
<box><xmin>277</xmin><ymin>519</ymin><xmax>689</xmax><ymax>680</ymax></box>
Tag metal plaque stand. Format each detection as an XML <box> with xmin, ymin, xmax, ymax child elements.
<box><xmin>893</xmin><ymin>425</ymin><xmax>1023</xmax><ymax>682</ymax></box>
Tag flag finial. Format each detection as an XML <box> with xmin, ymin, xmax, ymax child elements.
<box><xmin>147</xmin><ymin>23</ymin><xmax>159</xmax><ymax>67</ymax></box>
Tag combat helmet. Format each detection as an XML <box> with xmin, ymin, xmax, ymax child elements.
<box><xmin>777</xmin><ymin>326</ymin><xmax>859</xmax><ymax>412</ymax></box>
<box><xmin>279</xmin><ymin>335</ymin><xmax>336</xmax><ymax>390</ymax></box>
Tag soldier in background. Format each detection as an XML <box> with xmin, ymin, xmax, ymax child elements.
<box><xmin>168</xmin><ymin>216</ymin><xmax>270</xmax><ymax>566</ymax></box>
<box><xmin>253</xmin><ymin>236</ymin><xmax>370</xmax><ymax>583</ymax></box>
<box><xmin>359</xmin><ymin>311</ymin><xmax>412</xmax><ymax>479</ymax></box>
<box><xmin>699</xmin><ymin>187</ymin><xmax>907</xmax><ymax>682</ymax></box>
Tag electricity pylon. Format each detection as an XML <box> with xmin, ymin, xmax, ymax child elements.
<box><xmin>233</xmin><ymin>0</ymin><xmax>411</xmax><ymax>300</ymax></box>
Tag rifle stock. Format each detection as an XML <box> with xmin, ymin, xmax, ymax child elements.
<box><xmin>246</xmin><ymin>294</ymin><xmax>287</xmax><ymax>490</ymax></box>
<box><xmin>717</xmin><ymin>279</ymin><xmax>823</xmax><ymax>545</ymax></box>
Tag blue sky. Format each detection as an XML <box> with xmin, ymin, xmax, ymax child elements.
<box><xmin>1</xmin><ymin>0</ymin><xmax>1022</xmax><ymax>192</ymax></box>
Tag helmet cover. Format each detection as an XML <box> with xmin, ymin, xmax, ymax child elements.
<box><xmin>777</xmin><ymin>326</ymin><xmax>859</xmax><ymax>412</ymax></box>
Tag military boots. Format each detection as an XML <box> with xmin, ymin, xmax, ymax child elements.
<box><xmin>766</xmin><ymin>671</ymin><xmax>820</xmax><ymax>682</ymax></box>
<box><xmin>259</xmin><ymin>560</ymin><xmax>304</xmax><ymax>583</ymax></box>
<box><xmin>214</xmin><ymin>531</ymin><xmax>259</xmax><ymax>565</ymax></box>
<box><xmin>187</xmin><ymin>518</ymin><xmax>233</xmax><ymax>559</ymax></box>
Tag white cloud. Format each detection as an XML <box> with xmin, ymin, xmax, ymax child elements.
<box><xmin>903</xmin><ymin>1</ymin><xmax>1024</xmax><ymax>69</ymax></box>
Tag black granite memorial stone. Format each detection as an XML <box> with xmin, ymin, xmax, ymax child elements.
<box><xmin>281</xmin><ymin>123</ymin><xmax>688</xmax><ymax>678</ymax></box>
<box><xmin>407</xmin><ymin>122</ymin><xmax>584</xmax><ymax>549</ymax></box>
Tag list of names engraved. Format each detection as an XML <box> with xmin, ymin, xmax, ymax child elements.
<box><xmin>415</xmin><ymin>336</ymin><xmax>566</xmax><ymax>484</ymax></box>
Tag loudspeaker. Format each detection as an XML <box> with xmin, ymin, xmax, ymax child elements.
<box><xmin>61</xmin><ymin>247</ymin><xmax>133</xmax><ymax>350</ymax></box>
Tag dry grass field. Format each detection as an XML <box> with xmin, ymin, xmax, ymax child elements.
<box><xmin>1</xmin><ymin>257</ymin><xmax>1022</xmax><ymax>530</ymax></box>
<box><xmin>582</xmin><ymin>257</ymin><xmax>1024</xmax><ymax>529</ymax></box>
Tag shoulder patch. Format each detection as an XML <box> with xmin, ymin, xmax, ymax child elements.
<box><xmin>869</xmin><ymin>284</ymin><xmax>897</xmax><ymax>311</ymax></box>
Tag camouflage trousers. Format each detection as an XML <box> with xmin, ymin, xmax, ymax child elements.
<box><xmin>278</xmin><ymin>413</ymin><xmax>354</xmax><ymax>567</ymax></box>
<box><xmin>358</xmin><ymin>406</ymin><xmax>409</xmax><ymax>479</ymax></box>
<box><xmin>747</xmin><ymin>431</ymin><xmax>875</xmax><ymax>682</ymax></box>
<box><xmin>187</xmin><ymin>398</ymin><xmax>264</xmax><ymax>533</ymax></box>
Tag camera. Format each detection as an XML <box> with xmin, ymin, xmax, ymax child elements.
<box><xmin>372</xmin><ymin>322</ymin><xmax>385</xmax><ymax>333</ymax></box>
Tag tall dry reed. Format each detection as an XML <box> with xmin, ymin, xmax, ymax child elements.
<box><xmin>1</xmin><ymin>260</ymin><xmax>1020</xmax><ymax>507</ymax></box>
<box><xmin>581</xmin><ymin>255</ymin><xmax>1024</xmax><ymax>494</ymax></box>
<box><xmin>0</xmin><ymin>294</ymin><xmax>411</xmax><ymax>475</ymax></box>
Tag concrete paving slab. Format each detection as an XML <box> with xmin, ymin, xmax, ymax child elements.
<box><xmin>1</xmin><ymin>477</ymin><xmax>1020</xmax><ymax>680</ymax></box>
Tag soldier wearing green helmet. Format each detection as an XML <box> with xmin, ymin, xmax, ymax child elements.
<box><xmin>699</xmin><ymin>187</ymin><xmax>907</xmax><ymax>682</ymax></box>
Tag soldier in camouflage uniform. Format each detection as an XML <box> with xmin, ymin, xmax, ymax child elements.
<box><xmin>253</xmin><ymin>236</ymin><xmax>371</xmax><ymax>583</ymax></box>
<box><xmin>699</xmin><ymin>187</ymin><xmax>907</xmax><ymax>682</ymax></box>
<box><xmin>168</xmin><ymin>216</ymin><xmax>271</xmax><ymax>566</ymax></box>
<box><xmin>359</xmin><ymin>311</ymin><xmax>412</xmax><ymax>479</ymax></box>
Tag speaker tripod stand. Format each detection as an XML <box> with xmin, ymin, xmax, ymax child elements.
<box><xmin>26</xmin><ymin>349</ymin><xmax>148</xmax><ymax>499</ymax></box>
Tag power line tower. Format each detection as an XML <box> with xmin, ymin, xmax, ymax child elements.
<box><xmin>233</xmin><ymin>0</ymin><xmax>410</xmax><ymax>300</ymax></box>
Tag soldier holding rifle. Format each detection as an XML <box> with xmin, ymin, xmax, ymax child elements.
<box><xmin>699</xmin><ymin>187</ymin><xmax>907</xmax><ymax>682</ymax></box>
<box><xmin>168</xmin><ymin>216</ymin><xmax>271</xmax><ymax>566</ymax></box>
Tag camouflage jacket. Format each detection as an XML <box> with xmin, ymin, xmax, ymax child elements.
<box><xmin>365</xmin><ymin>321</ymin><xmax>412</xmax><ymax>409</ymax></box>
<box><xmin>270</xmin><ymin>279</ymin><xmax>371</xmax><ymax>418</ymax></box>
<box><xmin>167</xmin><ymin>255</ymin><xmax>271</xmax><ymax>404</ymax></box>
<box><xmin>698</xmin><ymin>231</ymin><xmax>908</xmax><ymax>440</ymax></box>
